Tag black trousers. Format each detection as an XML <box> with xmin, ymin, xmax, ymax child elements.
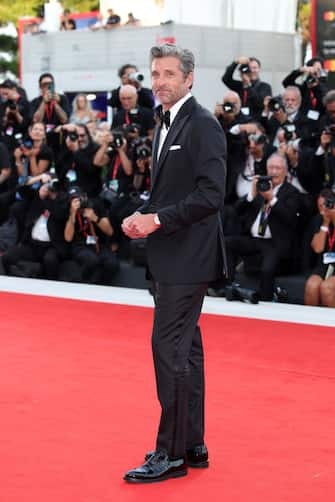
<box><xmin>226</xmin><ymin>235</ymin><xmax>287</xmax><ymax>300</ymax></box>
<box><xmin>71</xmin><ymin>245</ymin><xmax>119</xmax><ymax>284</ymax></box>
<box><xmin>2</xmin><ymin>241</ymin><xmax>60</xmax><ymax>279</ymax></box>
<box><xmin>152</xmin><ymin>281</ymin><xmax>208</xmax><ymax>459</ymax></box>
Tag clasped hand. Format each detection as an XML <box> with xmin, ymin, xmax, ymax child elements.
<box><xmin>122</xmin><ymin>213</ymin><xmax>159</xmax><ymax>239</ymax></box>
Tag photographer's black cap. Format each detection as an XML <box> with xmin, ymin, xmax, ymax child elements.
<box><xmin>68</xmin><ymin>186</ymin><xmax>81</xmax><ymax>199</ymax></box>
<box><xmin>0</xmin><ymin>79</ymin><xmax>17</xmax><ymax>89</ymax></box>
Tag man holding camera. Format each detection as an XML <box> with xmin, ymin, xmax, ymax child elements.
<box><xmin>30</xmin><ymin>73</ymin><xmax>69</xmax><ymax>132</ymax></box>
<box><xmin>282</xmin><ymin>57</ymin><xmax>328</xmax><ymax>117</ymax></box>
<box><xmin>108</xmin><ymin>64</ymin><xmax>154</xmax><ymax>112</ymax></box>
<box><xmin>0</xmin><ymin>79</ymin><xmax>31</xmax><ymax>154</ymax></box>
<box><xmin>2</xmin><ymin>175</ymin><xmax>68</xmax><ymax>280</ymax></box>
<box><xmin>64</xmin><ymin>185</ymin><xmax>119</xmax><ymax>284</ymax></box>
<box><xmin>222</xmin><ymin>57</ymin><xmax>272</xmax><ymax>119</ymax></box>
<box><xmin>262</xmin><ymin>87</ymin><xmax>313</xmax><ymax>147</ymax></box>
<box><xmin>225</xmin><ymin>153</ymin><xmax>300</xmax><ymax>301</ymax></box>
<box><xmin>55</xmin><ymin>124</ymin><xmax>104</xmax><ymax>198</ymax></box>
<box><xmin>112</xmin><ymin>85</ymin><xmax>155</xmax><ymax>137</ymax></box>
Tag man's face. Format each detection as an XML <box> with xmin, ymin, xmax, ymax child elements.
<box><xmin>249</xmin><ymin>60</ymin><xmax>260</xmax><ymax>81</ymax></box>
<box><xmin>267</xmin><ymin>158</ymin><xmax>287</xmax><ymax>186</ymax></box>
<box><xmin>120</xmin><ymin>90</ymin><xmax>137</xmax><ymax>111</ymax></box>
<box><xmin>283</xmin><ymin>90</ymin><xmax>300</xmax><ymax>115</ymax></box>
<box><xmin>326</xmin><ymin>102</ymin><xmax>335</xmax><ymax>124</ymax></box>
<box><xmin>40</xmin><ymin>77</ymin><xmax>54</xmax><ymax>94</ymax></box>
<box><xmin>2</xmin><ymin>87</ymin><xmax>16</xmax><ymax>101</ymax></box>
<box><xmin>77</xmin><ymin>127</ymin><xmax>89</xmax><ymax>149</ymax></box>
<box><xmin>151</xmin><ymin>56</ymin><xmax>193</xmax><ymax>110</ymax></box>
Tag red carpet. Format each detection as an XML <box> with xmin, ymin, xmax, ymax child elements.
<box><xmin>1</xmin><ymin>291</ymin><xmax>335</xmax><ymax>502</ymax></box>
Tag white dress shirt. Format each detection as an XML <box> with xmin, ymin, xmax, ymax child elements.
<box><xmin>157</xmin><ymin>92</ymin><xmax>192</xmax><ymax>159</ymax></box>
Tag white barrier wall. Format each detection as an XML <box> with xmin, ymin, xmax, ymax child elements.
<box><xmin>21</xmin><ymin>23</ymin><xmax>299</xmax><ymax>110</ymax></box>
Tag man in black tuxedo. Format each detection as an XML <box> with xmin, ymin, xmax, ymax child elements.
<box><xmin>122</xmin><ymin>44</ymin><xmax>227</xmax><ymax>483</ymax></box>
<box><xmin>226</xmin><ymin>153</ymin><xmax>301</xmax><ymax>300</ymax></box>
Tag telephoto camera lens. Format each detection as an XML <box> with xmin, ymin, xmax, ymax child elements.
<box><xmin>256</xmin><ymin>176</ymin><xmax>272</xmax><ymax>192</ymax></box>
<box><xmin>239</xmin><ymin>64</ymin><xmax>251</xmax><ymax>74</ymax></box>
<box><xmin>69</xmin><ymin>131</ymin><xmax>79</xmax><ymax>142</ymax></box>
<box><xmin>128</xmin><ymin>72</ymin><xmax>144</xmax><ymax>82</ymax></box>
<box><xmin>324</xmin><ymin>197</ymin><xmax>335</xmax><ymax>209</ymax></box>
<box><xmin>268</xmin><ymin>97</ymin><xmax>283</xmax><ymax>112</ymax></box>
<box><xmin>222</xmin><ymin>102</ymin><xmax>235</xmax><ymax>113</ymax></box>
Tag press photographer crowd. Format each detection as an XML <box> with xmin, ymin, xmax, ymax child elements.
<box><xmin>0</xmin><ymin>55</ymin><xmax>334</xmax><ymax>307</ymax></box>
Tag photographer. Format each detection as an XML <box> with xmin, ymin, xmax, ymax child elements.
<box><xmin>222</xmin><ymin>57</ymin><xmax>272</xmax><ymax>119</ymax></box>
<box><xmin>282</xmin><ymin>57</ymin><xmax>328</xmax><ymax>117</ymax></box>
<box><xmin>234</xmin><ymin>127</ymin><xmax>276</xmax><ymax>201</ymax></box>
<box><xmin>55</xmin><ymin>124</ymin><xmax>103</xmax><ymax>198</ymax></box>
<box><xmin>225</xmin><ymin>153</ymin><xmax>301</xmax><ymax>301</ymax></box>
<box><xmin>214</xmin><ymin>91</ymin><xmax>256</xmax><ymax>202</ymax></box>
<box><xmin>309</xmin><ymin>123</ymin><xmax>335</xmax><ymax>194</ymax></box>
<box><xmin>304</xmin><ymin>189</ymin><xmax>335</xmax><ymax>307</ymax></box>
<box><xmin>30</xmin><ymin>73</ymin><xmax>69</xmax><ymax>133</ymax></box>
<box><xmin>262</xmin><ymin>88</ymin><xmax>313</xmax><ymax>147</ymax></box>
<box><xmin>2</xmin><ymin>177</ymin><xmax>68</xmax><ymax>280</ymax></box>
<box><xmin>112</xmin><ymin>85</ymin><xmax>155</xmax><ymax>137</ymax></box>
<box><xmin>108</xmin><ymin>64</ymin><xmax>154</xmax><ymax>112</ymax></box>
<box><xmin>64</xmin><ymin>186</ymin><xmax>119</xmax><ymax>284</ymax></box>
<box><xmin>0</xmin><ymin>79</ymin><xmax>31</xmax><ymax>154</ymax></box>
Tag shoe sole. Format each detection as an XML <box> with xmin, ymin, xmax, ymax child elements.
<box><xmin>124</xmin><ymin>470</ymin><xmax>187</xmax><ymax>484</ymax></box>
<box><xmin>188</xmin><ymin>460</ymin><xmax>209</xmax><ymax>468</ymax></box>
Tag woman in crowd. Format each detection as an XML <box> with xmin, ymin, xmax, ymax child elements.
<box><xmin>304</xmin><ymin>188</ymin><xmax>335</xmax><ymax>307</ymax></box>
<box><xmin>70</xmin><ymin>93</ymin><xmax>96</xmax><ymax>125</ymax></box>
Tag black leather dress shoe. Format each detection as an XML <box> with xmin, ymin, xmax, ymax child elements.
<box><xmin>145</xmin><ymin>444</ymin><xmax>209</xmax><ymax>468</ymax></box>
<box><xmin>124</xmin><ymin>451</ymin><xmax>187</xmax><ymax>484</ymax></box>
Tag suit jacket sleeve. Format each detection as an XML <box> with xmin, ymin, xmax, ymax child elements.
<box><xmin>157</xmin><ymin>116</ymin><xmax>226</xmax><ymax>234</ymax></box>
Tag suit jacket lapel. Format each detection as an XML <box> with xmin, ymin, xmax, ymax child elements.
<box><xmin>151</xmin><ymin>123</ymin><xmax>161</xmax><ymax>182</ymax></box>
<box><xmin>152</xmin><ymin>97</ymin><xmax>196</xmax><ymax>187</ymax></box>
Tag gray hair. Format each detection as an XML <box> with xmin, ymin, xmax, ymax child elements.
<box><xmin>283</xmin><ymin>85</ymin><xmax>302</xmax><ymax>105</ymax></box>
<box><xmin>323</xmin><ymin>89</ymin><xmax>335</xmax><ymax>107</ymax></box>
<box><xmin>150</xmin><ymin>44</ymin><xmax>195</xmax><ymax>78</ymax></box>
<box><xmin>266</xmin><ymin>152</ymin><xmax>288</xmax><ymax>171</ymax></box>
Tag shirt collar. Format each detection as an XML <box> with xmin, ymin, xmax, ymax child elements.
<box><xmin>164</xmin><ymin>92</ymin><xmax>192</xmax><ymax>128</ymax></box>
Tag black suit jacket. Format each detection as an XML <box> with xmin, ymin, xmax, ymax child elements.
<box><xmin>141</xmin><ymin>97</ymin><xmax>227</xmax><ymax>284</ymax></box>
<box><xmin>108</xmin><ymin>87</ymin><xmax>154</xmax><ymax>111</ymax></box>
<box><xmin>236</xmin><ymin>180</ymin><xmax>301</xmax><ymax>254</ymax></box>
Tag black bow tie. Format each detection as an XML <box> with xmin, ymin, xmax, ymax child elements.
<box><xmin>157</xmin><ymin>107</ymin><xmax>171</xmax><ymax>129</ymax></box>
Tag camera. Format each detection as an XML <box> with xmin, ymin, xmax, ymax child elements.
<box><xmin>7</xmin><ymin>99</ymin><xmax>17</xmax><ymax>110</ymax></box>
<box><xmin>283</xmin><ymin>124</ymin><xmax>296</xmax><ymax>142</ymax></box>
<box><xmin>46</xmin><ymin>178</ymin><xmax>61</xmax><ymax>193</ymax></box>
<box><xmin>306</xmin><ymin>75</ymin><xmax>318</xmax><ymax>86</ymax></box>
<box><xmin>324</xmin><ymin>196</ymin><xmax>335</xmax><ymax>209</ymax></box>
<box><xmin>128</xmin><ymin>72</ymin><xmax>144</xmax><ymax>83</ymax></box>
<box><xmin>249</xmin><ymin>134</ymin><xmax>267</xmax><ymax>145</ymax></box>
<box><xmin>68</xmin><ymin>131</ymin><xmax>79</xmax><ymax>142</ymax></box>
<box><xmin>239</xmin><ymin>64</ymin><xmax>251</xmax><ymax>74</ymax></box>
<box><xmin>124</xmin><ymin>122</ymin><xmax>140</xmax><ymax>136</ymax></box>
<box><xmin>256</xmin><ymin>175</ymin><xmax>272</xmax><ymax>192</ymax></box>
<box><xmin>22</xmin><ymin>139</ymin><xmax>33</xmax><ymax>150</ymax></box>
<box><xmin>324</xmin><ymin>124</ymin><xmax>335</xmax><ymax>136</ymax></box>
<box><xmin>109</xmin><ymin>130</ymin><xmax>125</xmax><ymax>149</ymax></box>
<box><xmin>268</xmin><ymin>97</ymin><xmax>283</xmax><ymax>112</ymax></box>
<box><xmin>222</xmin><ymin>102</ymin><xmax>235</xmax><ymax>113</ymax></box>
<box><xmin>136</xmin><ymin>144</ymin><xmax>151</xmax><ymax>160</ymax></box>
<box><xmin>225</xmin><ymin>283</ymin><xmax>259</xmax><ymax>304</ymax></box>
<box><xmin>15</xmin><ymin>133</ymin><xmax>33</xmax><ymax>150</ymax></box>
